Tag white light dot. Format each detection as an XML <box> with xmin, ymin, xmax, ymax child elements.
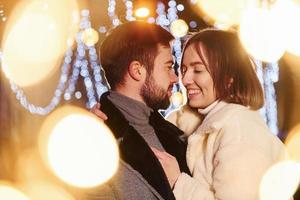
<box><xmin>75</xmin><ymin>91</ymin><xmax>82</xmax><ymax>99</ymax></box>
<box><xmin>177</xmin><ymin>4</ymin><xmax>184</xmax><ymax>11</ymax></box>
<box><xmin>189</xmin><ymin>21</ymin><xmax>197</xmax><ymax>28</ymax></box>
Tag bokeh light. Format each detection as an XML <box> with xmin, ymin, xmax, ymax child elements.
<box><xmin>177</xmin><ymin>4</ymin><xmax>184</xmax><ymax>12</ymax></box>
<box><xmin>280</xmin><ymin>0</ymin><xmax>300</xmax><ymax>56</ymax></box>
<box><xmin>239</xmin><ymin>2</ymin><xmax>286</xmax><ymax>62</ymax></box>
<box><xmin>259</xmin><ymin>161</ymin><xmax>300</xmax><ymax>200</ymax></box>
<box><xmin>81</xmin><ymin>28</ymin><xmax>99</xmax><ymax>47</ymax></box>
<box><xmin>285</xmin><ymin>124</ymin><xmax>300</xmax><ymax>162</ymax></box>
<box><xmin>0</xmin><ymin>184</ymin><xmax>29</xmax><ymax>200</ymax></box>
<box><xmin>39</xmin><ymin>106</ymin><xmax>119</xmax><ymax>188</ymax></box>
<box><xmin>21</xmin><ymin>181</ymin><xmax>74</xmax><ymax>200</ymax></box>
<box><xmin>134</xmin><ymin>7</ymin><xmax>150</xmax><ymax>18</ymax></box>
<box><xmin>1</xmin><ymin>0</ymin><xmax>79</xmax><ymax>87</ymax></box>
<box><xmin>170</xmin><ymin>19</ymin><xmax>189</xmax><ymax>38</ymax></box>
<box><xmin>170</xmin><ymin>91</ymin><xmax>184</xmax><ymax>108</ymax></box>
<box><xmin>193</xmin><ymin>0</ymin><xmax>252</xmax><ymax>27</ymax></box>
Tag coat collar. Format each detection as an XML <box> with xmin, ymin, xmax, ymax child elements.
<box><xmin>196</xmin><ymin>101</ymin><xmax>248</xmax><ymax>134</ymax></box>
<box><xmin>100</xmin><ymin>92</ymin><xmax>186</xmax><ymax>200</ymax></box>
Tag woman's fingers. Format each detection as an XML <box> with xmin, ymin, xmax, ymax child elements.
<box><xmin>151</xmin><ymin>147</ymin><xmax>176</xmax><ymax>161</ymax></box>
<box><xmin>151</xmin><ymin>147</ymin><xmax>165</xmax><ymax>159</ymax></box>
<box><xmin>151</xmin><ymin>147</ymin><xmax>181</xmax><ymax>188</ymax></box>
<box><xmin>90</xmin><ymin>103</ymin><xmax>108</xmax><ymax>120</ymax></box>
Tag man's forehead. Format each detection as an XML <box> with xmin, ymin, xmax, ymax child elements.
<box><xmin>157</xmin><ymin>44</ymin><xmax>172</xmax><ymax>54</ymax></box>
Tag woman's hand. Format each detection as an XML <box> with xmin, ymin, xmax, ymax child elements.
<box><xmin>151</xmin><ymin>147</ymin><xmax>181</xmax><ymax>188</ymax></box>
<box><xmin>90</xmin><ymin>103</ymin><xmax>108</xmax><ymax>120</ymax></box>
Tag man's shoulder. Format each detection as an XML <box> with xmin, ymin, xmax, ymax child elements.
<box><xmin>86</xmin><ymin>159</ymin><xmax>164</xmax><ymax>200</ymax></box>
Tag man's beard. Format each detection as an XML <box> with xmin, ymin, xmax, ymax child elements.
<box><xmin>140</xmin><ymin>75</ymin><xmax>171</xmax><ymax>110</ymax></box>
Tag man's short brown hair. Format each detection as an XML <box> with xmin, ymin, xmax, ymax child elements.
<box><xmin>100</xmin><ymin>21</ymin><xmax>174</xmax><ymax>90</ymax></box>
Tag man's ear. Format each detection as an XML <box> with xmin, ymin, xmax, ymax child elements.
<box><xmin>128</xmin><ymin>61</ymin><xmax>146</xmax><ymax>81</ymax></box>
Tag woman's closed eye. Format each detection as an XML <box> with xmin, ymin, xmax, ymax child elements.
<box><xmin>194</xmin><ymin>70</ymin><xmax>203</xmax><ymax>73</ymax></box>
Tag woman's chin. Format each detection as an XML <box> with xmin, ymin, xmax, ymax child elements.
<box><xmin>188</xmin><ymin>101</ymin><xmax>201</xmax><ymax>109</ymax></box>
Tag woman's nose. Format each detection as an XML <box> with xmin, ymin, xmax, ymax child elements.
<box><xmin>182</xmin><ymin>71</ymin><xmax>192</xmax><ymax>86</ymax></box>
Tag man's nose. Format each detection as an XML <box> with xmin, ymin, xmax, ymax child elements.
<box><xmin>170</xmin><ymin>70</ymin><xmax>179</xmax><ymax>84</ymax></box>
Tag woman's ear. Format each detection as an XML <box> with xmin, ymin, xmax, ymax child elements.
<box><xmin>128</xmin><ymin>61</ymin><xmax>146</xmax><ymax>81</ymax></box>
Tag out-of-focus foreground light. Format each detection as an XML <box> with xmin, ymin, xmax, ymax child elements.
<box><xmin>260</xmin><ymin>161</ymin><xmax>300</xmax><ymax>200</ymax></box>
<box><xmin>1</xmin><ymin>0</ymin><xmax>79</xmax><ymax>87</ymax></box>
<box><xmin>170</xmin><ymin>19</ymin><xmax>189</xmax><ymax>38</ymax></box>
<box><xmin>134</xmin><ymin>7</ymin><xmax>150</xmax><ymax>18</ymax></box>
<box><xmin>21</xmin><ymin>181</ymin><xmax>74</xmax><ymax>200</ymax></box>
<box><xmin>170</xmin><ymin>91</ymin><xmax>184</xmax><ymax>108</ymax></box>
<box><xmin>81</xmin><ymin>28</ymin><xmax>99</xmax><ymax>47</ymax></box>
<box><xmin>280</xmin><ymin>0</ymin><xmax>300</xmax><ymax>56</ymax></box>
<box><xmin>285</xmin><ymin>124</ymin><xmax>300</xmax><ymax>162</ymax></box>
<box><xmin>39</xmin><ymin>106</ymin><xmax>119</xmax><ymax>188</ymax></box>
<box><xmin>193</xmin><ymin>0</ymin><xmax>252</xmax><ymax>27</ymax></box>
<box><xmin>0</xmin><ymin>184</ymin><xmax>29</xmax><ymax>200</ymax></box>
<box><xmin>239</xmin><ymin>2</ymin><xmax>286</xmax><ymax>62</ymax></box>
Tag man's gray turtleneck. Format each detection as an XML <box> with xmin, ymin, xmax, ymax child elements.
<box><xmin>108</xmin><ymin>91</ymin><xmax>165</xmax><ymax>151</ymax></box>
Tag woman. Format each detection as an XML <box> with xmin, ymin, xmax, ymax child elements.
<box><xmin>153</xmin><ymin>29</ymin><xmax>287</xmax><ymax>200</ymax></box>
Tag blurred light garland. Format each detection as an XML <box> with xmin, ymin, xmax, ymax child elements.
<box><xmin>255</xmin><ymin>59</ymin><xmax>279</xmax><ymax>135</ymax></box>
<box><xmin>264</xmin><ymin>62</ymin><xmax>279</xmax><ymax>135</ymax></box>
<box><xmin>0</xmin><ymin>10</ymin><xmax>108</xmax><ymax>115</ymax></box>
<box><xmin>108</xmin><ymin>0</ymin><xmax>121</xmax><ymax>27</ymax></box>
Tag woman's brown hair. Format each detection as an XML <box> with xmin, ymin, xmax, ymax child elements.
<box><xmin>182</xmin><ymin>29</ymin><xmax>264</xmax><ymax>110</ymax></box>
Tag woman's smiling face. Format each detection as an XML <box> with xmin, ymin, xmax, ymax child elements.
<box><xmin>181</xmin><ymin>44</ymin><xmax>217</xmax><ymax>109</ymax></box>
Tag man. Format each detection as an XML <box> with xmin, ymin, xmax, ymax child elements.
<box><xmin>87</xmin><ymin>21</ymin><xmax>191</xmax><ymax>200</ymax></box>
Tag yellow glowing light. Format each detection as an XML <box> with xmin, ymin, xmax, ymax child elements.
<box><xmin>279</xmin><ymin>0</ymin><xmax>300</xmax><ymax>56</ymax></box>
<box><xmin>195</xmin><ymin>0</ymin><xmax>252</xmax><ymax>27</ymax></box>
<box><xmin>170</xmin><ymin>92</ymin><xmax>184</xmax><ymax>108</ymax></box>
<box><xmin>1</xmin><ymin>0</ymin><xmax>79</xmax><ymax>87</ymax></box>
<box><xmin>81</xmin><ymin>28</ymin><xmax>99</xmax><ymax>47</ymax></box>
<box><xmin>21</xmin><ymin>181</ymin><xmax>74</xmax><ymax>200</ymax></box>
<box><xmin>285</xmin><ymin>124</ymin><xmax>300</xmax><ymax>162</ymax></box>
<box><xmin>0</xmin><ymin>184</ymin><xmax>29</xmax><ymax>200</ymax></box>
<box><xmin>239</xmin><ymin>3</ymin><xmax>286</xmax><ymax>62</ymax></box>
<box><xmin>259</xmin><ymin>161</ymin><xmax>300</xmax><ymax>200</ymax></box>
<box><xmin>170</xmin><ymin>19</ymin><xmax>189</xmax><ymax>38</ymax></box>
<box><xmin>39</xmin><ymin>106</ymin><xmax>119</xmax><ymax>188</ymax></box>
<box><xmin>134</xmin><ymin>7</ymin><xmax>150</xmax><ymax>18</ymax></box>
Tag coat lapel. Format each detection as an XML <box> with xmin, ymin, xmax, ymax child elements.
<box><xmin>149</xmin><ymin>111</ymin><xmax>191</xmax><ymax>175</ymax></box>
<box><xmin>100</xmin><ymin>92</ymin><xmax>175</xmax><ymax>200</ymax></box>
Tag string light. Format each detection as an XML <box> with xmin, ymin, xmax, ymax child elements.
<box><xmin>170</xmin><ymin>19</ymin><xmax>189</xmax><ymax>38</ymax></box>
<box><xmin>254</xmin><ymin>59</ymin><xmax>267</xmax><ymax>122</ymax></box>
<box><xmin>108</xmin><ymin>0</ymin><xmax>121</xmax><ymax>27</ymax></box>
<box><xmin>264</xmin><ymin>62</ymin><xmax>279</xmax><ymax>135</ymax></box>
<box><xmin>0</xmin><ymin>9</ymin><xmax>108</xmax><ymax>115</ymax></box>
<box><xmin>156</xmin><ymin>2</ymin><xmax>169</xmax><ymax>27</ymax></box>
<box><xmin>177</xmin><ymin>4</ymin><xmax>185</xmax><ymax>12</ymax></box>
<box><xmin>81</xmin><ymin>28</ymin><xmax>99</xmax><ymax>47</ymax></box>
<box><xmin>254</xmin><ymin>59</ymin><xmax>279</xmax><ymax>135</ymax></box>
<box><xmin>124</xmin><ymin>0</ymin><xmax>135</xmax><ymax>21</ymax></box>
<box><xmin>189</xmin><ymin>20</ymin><xmax>198</xmax><ymax>29</ymax></box>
